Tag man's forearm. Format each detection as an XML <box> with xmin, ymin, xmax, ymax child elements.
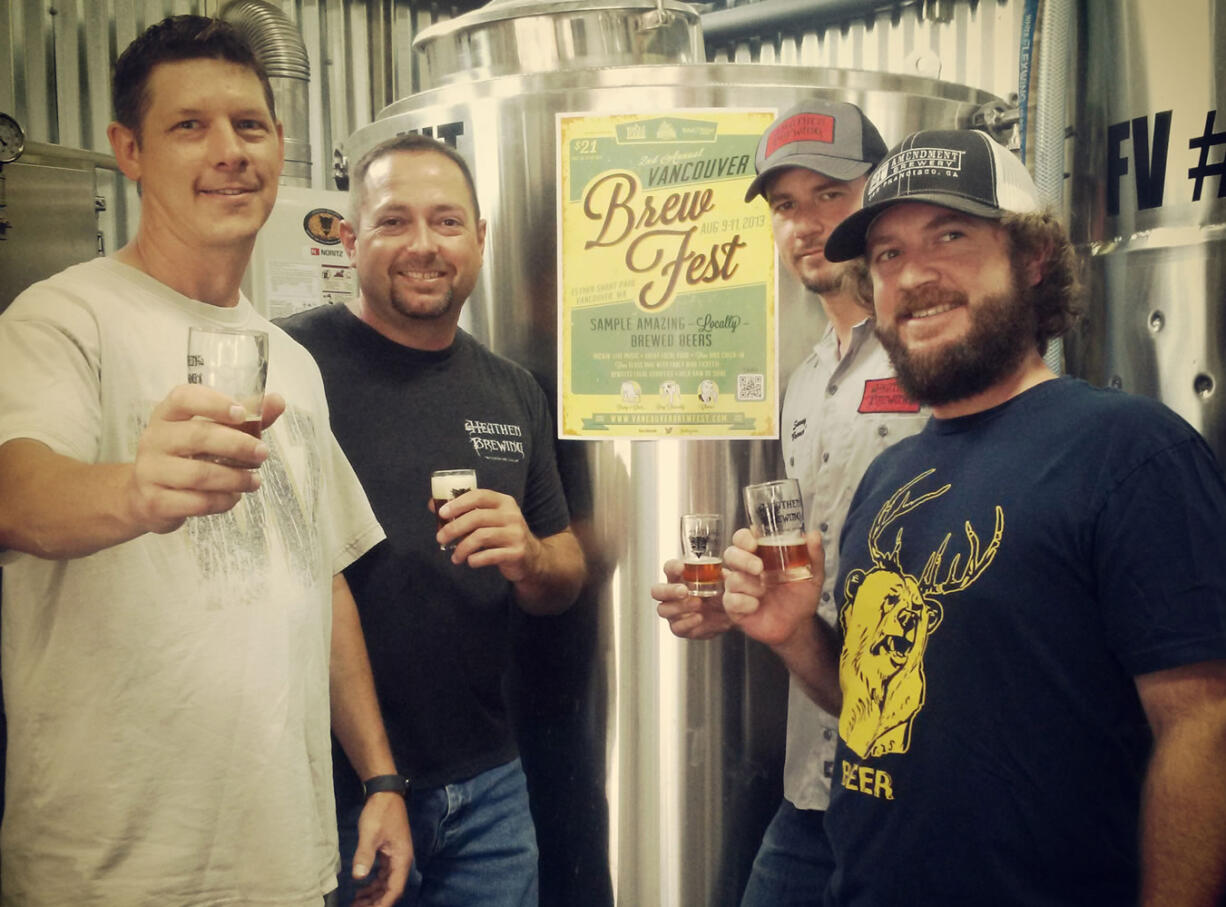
<box><xmin>329</xmin><ymin>574</ymin><xmax>399</xmax><ymax>780</ymax></box>
<box><xmin>0</xmin><ymin>440</ymin><xmax>145</xmax><ymax>559</ymax></box>
<box><xmin>1138</xmin><ymin>716</ymin><xmax>1226</xmax><ymax>905</ymax></box>
<box><xmin>772</xmin><ymin>616</ymin><xmax>842</xmax><ymax>717</ymax></box>
<box><xmin>1137</xmin><ymin>661</ymin><xmax>1226</xmax><ymax>907</ymax></box>
<box><xmin>512</xmin><ymin>528</ymin><xmax>586</xmax><ymax>616</ymax></box>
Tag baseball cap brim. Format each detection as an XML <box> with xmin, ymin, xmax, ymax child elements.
<box><xmin>743</xmin><ymin>154</ymin><xmax>877</xmax><ymax>203</ymax></box>
<box><xmin>824</xmin><ymin>191</ymin><xmax>1016</xmax><ymax>262</ymax></box>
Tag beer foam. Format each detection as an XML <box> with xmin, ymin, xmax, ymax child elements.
<box><xmin>431</xmin><ymin>472</ymin><xmax>476</xmax><ymax>499</ymax></box>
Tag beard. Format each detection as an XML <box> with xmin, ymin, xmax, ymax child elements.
<box><xmin>875</xmin><ymin>265</ymin><xmax>1037</xmax><ymax>407</ymax></box>
<box><xmin>390</xmin><ymin>285</ymin><xmax>457</xmax><ymax>322</ymax></box>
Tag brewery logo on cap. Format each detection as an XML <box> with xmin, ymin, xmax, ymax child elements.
<box><xmin>825</xmin><ymin>129</ymin><xmax>1040</xmax><ymax>262</ymax></box>
<box><xmin>765</xmin><ymin>113</ymin><xmax>835</xmax><ymax>157</ymax></box>
<box><xmin>743</xmin><ymin>99</ymin><xmax>887</xmax><ymax>203</ymax></box>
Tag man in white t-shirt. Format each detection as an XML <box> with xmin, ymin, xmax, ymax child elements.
<box><xmin>0</xmin><ymin>15</ymin><xmax>409</xmax><ymax>907</ymax></box>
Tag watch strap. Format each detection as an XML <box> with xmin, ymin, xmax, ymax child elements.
<box><xmin>362</xmin><ymin>773</ymin><xmax>409</xmax><ymax>799</ymax></box>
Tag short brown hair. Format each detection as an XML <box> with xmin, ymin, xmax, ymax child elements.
<box><xmin>349</xmin><ymin>134</ymin><xmax>481</xmax><ymax>228</ymax></box>
<box><xmin>112</xmin><ymin>15</ymin><xmax>275</xmax><ymax>143</ymax></box>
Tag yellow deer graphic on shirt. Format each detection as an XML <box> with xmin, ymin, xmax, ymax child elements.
<box><xmin>838</xmin><ymin>469</ymin><xmax>1003</xmax><ymax>759</ymax></box>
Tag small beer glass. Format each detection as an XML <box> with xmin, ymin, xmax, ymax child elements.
<box><xmin>680</xmin><ymin>513</ymin><xmax>723</xmax><ymax>598</ymax></box>
<box><xmin>431</xmin><ymin>468</ymin><xmax>477</xmax><ymax>550</ymax></box>
<box><xmin>187</xmin><ymin>327</ymin><xmax>268</xmax><ymax>465</ymax></box>
<box><xmin>743</xmin><ymin>478</ymin><xmax>813</xmax><ymax>584</ymax></box>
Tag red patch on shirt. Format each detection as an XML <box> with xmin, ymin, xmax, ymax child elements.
<box><xmin>858</xmin><ymin>377</ymin><xmax>921</xmax><ymax>414</ymax></box>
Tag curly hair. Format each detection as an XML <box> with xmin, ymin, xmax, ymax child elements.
<box><xmin>854</xmin><ymin>208</ymin><xmax>1082</xmax><ymax>355</ymax></box>
<box><xmin>113</xmin><ymin>15</ymin><xmax>274</xmax><ymax>143</ymax></box>
<box><xmin>1000</xmin><ymin>209</ymin><xmax>1083</xmax><ymax>354</ymax></box>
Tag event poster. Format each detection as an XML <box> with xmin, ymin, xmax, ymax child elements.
<box><xmin>557</xmin><ymin>109</ymin><xmax>778</xmax><ymax>439</ymax></box>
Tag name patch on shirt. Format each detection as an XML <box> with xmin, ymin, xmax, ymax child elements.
<box><xmin>857</xmin><ymin>377</ymin><xmax>921</xmax><ymax>414</ymax></box>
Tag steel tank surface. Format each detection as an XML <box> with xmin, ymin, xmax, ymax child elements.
<box><xmin>1067</xmin><ymin>0</ymin><xmax>1225</xmax><ymax>460</ymax></box>
<box><xmin>345</xmin><ymin>63</ymin><xmax>1003</xmax><ymax>906</ymax></box>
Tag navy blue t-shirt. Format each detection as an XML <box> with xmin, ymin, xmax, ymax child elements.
<box><xmin>826</xmin><ymin>377</ymin><xmax>1226</xmax><ymax>906</ymax></box>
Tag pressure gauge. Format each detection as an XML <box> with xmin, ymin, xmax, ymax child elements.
<box><xmin>0</xmin><ymin>113</ymin><xmax>26</xmax><ymax>164</ymax></box>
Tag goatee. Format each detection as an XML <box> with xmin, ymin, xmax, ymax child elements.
<box><xmin>391</xmin><ymin>287</ymin><xmax>456</xmax><ymax>321</ymax></box>
<box><xmin>875</xmin><ymin>272</ymin><xmax>1036</xmax><ymax>407</ymax></box>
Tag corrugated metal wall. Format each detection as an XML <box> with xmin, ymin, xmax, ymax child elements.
<box><xmin>710</xmin><ymin>1</ymin><xmax>1024</xmax><ymax>101</ymax></box>
<box><xmin>2</xmin><ymin>0</ymin><xmax>1024</xmax><ymax>194</ymax></box>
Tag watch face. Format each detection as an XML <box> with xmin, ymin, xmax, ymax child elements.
<box><xmin>0</xmin><ymin>113</ymin><xmax>25</xmax><ymax>163</ymax></box>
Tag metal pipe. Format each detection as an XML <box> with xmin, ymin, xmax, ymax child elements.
<box><xmin>219</xmin><ymin>0</ymin><xmax>312</xmax><ymax>187</ymax></box>
<box><xmin>699</xmin><ymin>0</ymin><xmax>888</xmax><ymax>45</ymax></box>
<box><xmin>1032</xmin><ymin>0</ymin><xmax>1072</xmax><ymax>374</ymax></box>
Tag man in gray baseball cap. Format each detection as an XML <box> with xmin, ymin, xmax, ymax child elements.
<box><xmin>654</xmin><ymin>98</ymin><xmax>927</xmax><ymax>907</ymax></box>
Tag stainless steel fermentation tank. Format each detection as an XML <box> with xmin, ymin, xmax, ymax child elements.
<box><xmin>1067</xmin><ymin>0</ymin><xmax>1225</xmax><ymax>460</ymax></box>
<box><xmin>343</xmin><ymin>13</ymin><xmax>1006</xmax><ymax>904</ymax></box>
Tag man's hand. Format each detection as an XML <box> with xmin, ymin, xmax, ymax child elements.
<box><xmin>126</xmin><ymin>386</ymin><xmax>286</xmax><ymax>535</ymax></box>
<box><xmin>651</xmin><ymin>558</ymin><xmax>733</xmax><ymax>640</ymax></box>
<box><xmin>350</xmin><ymin>792</ymin><xmax>413</xmax><ymax>907</ymax></box>
<box><xmin>721</xmin><ymin>528</ymin><xmax>825</xmax><ymax>647</ymax></box>
<box><xmin>722</xmin><ymin>527</ymin><xmax>842</xmax><ymax>714</ymax></box>
<box><xmin>435</xmin><ymin>489</ymin><xmax>543</xmax><ymax>582</ymax></box>
<box><xmin>0</xmin><ymin>388</ymin><xmax>287</xmax><ymax>560</ymax></box>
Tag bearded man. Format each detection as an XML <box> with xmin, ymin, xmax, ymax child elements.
<box><xmin>719</xmin><ymin>129</ymin><xmax>1226</xmax><ymax>907</ymax></box>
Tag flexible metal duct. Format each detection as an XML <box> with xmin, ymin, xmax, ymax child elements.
<box><xmin>220</xmin><ymin>0</ymin><xmax>312</xmax><ymax>186</ymax></box>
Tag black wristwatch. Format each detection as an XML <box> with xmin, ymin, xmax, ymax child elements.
<box><xmin>362</xmin><ymin>773</ymin><xmax>410</xmax><ymax>799</ymax></box>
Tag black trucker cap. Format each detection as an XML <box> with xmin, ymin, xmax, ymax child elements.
<box><xmin>824</xmin><ymin>128</ymin><xmax>1040</xmax><ymax>261</ymax></box>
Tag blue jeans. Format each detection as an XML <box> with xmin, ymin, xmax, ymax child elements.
<box><xmin>739</xmin><ymin>800</ymin><xmax>834</xmax><ymax>907</ymax></box>
<box><xmin>336</xmin><ymin>758</ymin><xmax>539</xmax><ymax>907</ymax></box>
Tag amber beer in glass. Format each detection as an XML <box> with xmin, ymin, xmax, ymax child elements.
<box><xmin>431</xmin><ymin>468</ymin><xmax>477</xmax><ymax>549</ymax></box>
<box><xmin>743</xmin><ymin>478</ymin><xmax>813</xmax><ymax>584</ymax></box>
<box><xmin>186</xmin><ymin>327</ymin><xmax>268</xmax><ymax>466</ymax></box>
<box><xmin>680</xmin><ymin>513</ymin><xmax>723</xmax><ymax>598</ymax></box>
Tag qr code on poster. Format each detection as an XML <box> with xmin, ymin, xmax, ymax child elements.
<box><xmin>737</xmin><ymin>373</ymin><xmax>765</xmax><ymax>402</ymax></box>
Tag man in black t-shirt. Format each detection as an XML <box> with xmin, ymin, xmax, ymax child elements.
<box><xmin>719</xmin><ymin>130</ymin><xmax>1226</xmax><ymax>906</ymax></box>
<box><xmin>281</xmin><ymin>134</ymin><xmax>585</xmax><ymax>907</ymax></box>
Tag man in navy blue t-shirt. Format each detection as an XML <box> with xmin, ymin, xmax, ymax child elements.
<box><xmin>720</xmin><ymin>129</ymin><xmax>1226</xmax><ymax>906</ymax></box>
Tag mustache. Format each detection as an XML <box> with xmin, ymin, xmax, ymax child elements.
<box><xmin>896</xmin><ymin>285</ymin><xmax>968</xmax><ymax>317</ymax></box>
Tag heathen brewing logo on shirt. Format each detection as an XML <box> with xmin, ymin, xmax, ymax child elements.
<box><xmin>465</xmin><ymin>418</ymin><xmax>526</xmax><ymax>462</ymax></box>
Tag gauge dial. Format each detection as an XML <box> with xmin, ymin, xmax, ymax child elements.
<box><xmin>0</xmin><ymin>113</ymin><xmax>26</xmax><ymax>164</ymax></box>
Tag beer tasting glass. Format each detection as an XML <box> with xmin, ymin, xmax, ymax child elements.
<box><xmin>743</xmin><ymin>478</ymin><xmax>813</xmax><ymax>584</ymax></box>
<box><xmin>187</xmin><ymin>327</ymin><xmax>268</xmax><ymax>465</ymax></box>
<box><xmin>432</xmin><ymin>468</ymin><xmax>477</xmax><ymax>550</ymax></box>
<box><xmin>680</xmin><ymin>513</ymin><xmax>723</xmax><ymax>598</ymax></box>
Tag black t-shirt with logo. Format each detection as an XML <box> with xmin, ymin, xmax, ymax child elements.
<box><xmin>826</xmin><ymin>377</ymin><xmax>1226</xmax><ymax>906</ymax></box>
<box><xmin>280</xmin><ymin>305</ymin><xmax>570</xmax><ymax>798</ymax></box>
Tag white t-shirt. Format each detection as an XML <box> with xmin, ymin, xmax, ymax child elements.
<box><xmin>779</xmin><ymin>319</ymin><xmax>929</xmax><ymax>810</ymax></box>
<box><xmin>0</xmin><ymin>258</ymin><xmax>384</xmax><ymax>906</ymax></box>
